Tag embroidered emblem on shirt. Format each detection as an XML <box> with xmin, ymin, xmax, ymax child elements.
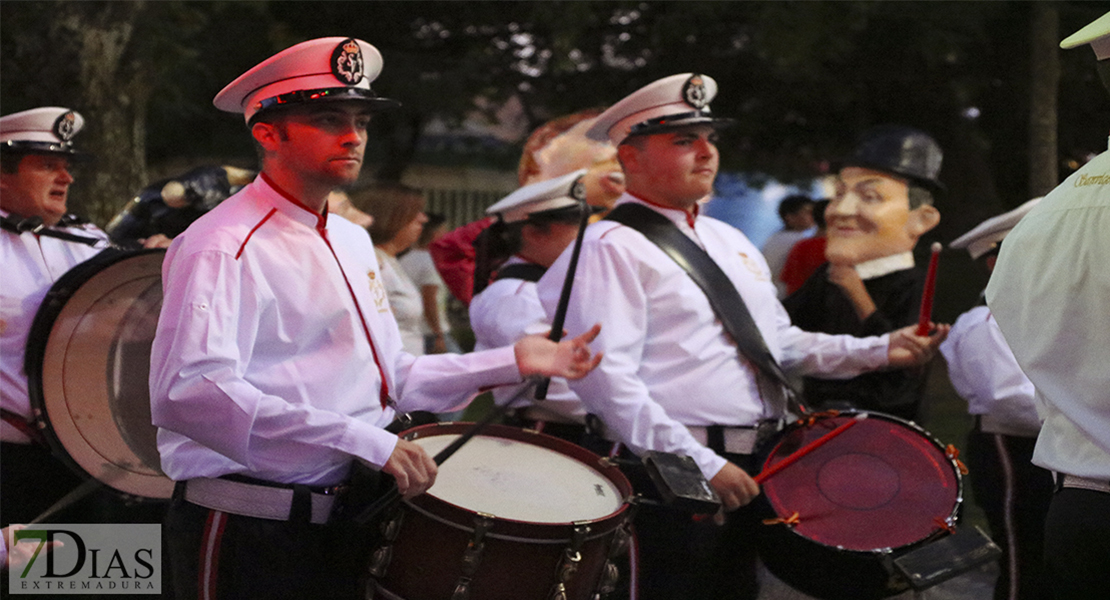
<box><xmin>368</xmin><ymin>271</ymin><xmax>389</xmax><ymax>312</ymax></box>
<box><xmin>738</xmin><ymin>252</ymin><xmax>769</xmax><ymax>281</ymax></box>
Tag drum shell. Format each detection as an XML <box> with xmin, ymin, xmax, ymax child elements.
<box><xmin>754</xmin><ymin>411</ymin><xmax>962</xmax><ymax>600</ymax></box>
<box><xmin>376</xmin><ymin>423</ymin><xmax>632</xmax><ymax>600</ymax></box>
<box><xmin>25</xmin><ymin>248</ymin><xmax>173</xmax><ymax>501</ymax></box>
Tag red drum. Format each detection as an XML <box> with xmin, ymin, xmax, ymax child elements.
<box><xmin>370</xmin><ymin>423</ymin><xmax>633</xmax><ymax>600</ymax></box>
<box><xmin>755</xmin><ymin>411</ymin><xmax>962</xmax><ymax>600</ymax></box>
<box><xmin>25</xmin><ymin>248</ymin><xmax>174</xmax><ymax>501</ymax></box>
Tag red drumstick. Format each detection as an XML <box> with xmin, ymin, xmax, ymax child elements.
<box><xmin>916</xmin><ymin>242</ymin><xmax>942</xmax><ymax>335</ymax></box>
<box><xmin>754</xmin><ymin>413</ymin><xmax>868</xmax><ymax>484</ymax></box>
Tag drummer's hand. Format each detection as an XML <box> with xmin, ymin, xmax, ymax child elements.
<box><xmin>4</xmin><ymin>525</ymin><xmax>64</xmax><ymax>571</ymax></box>
<box><xmin>383</xmin><ymin>439</ymin><xmax>438</xmax><ymax>500</ymax></box>
<box><xmin>709</xmin><ymin>462</ymin><xmax>760</xmax><ymax>513</ymax></box>
<box><xmin>887</xmin><ymin>323</ymin><xmax>950</xmax><ymax>368</ymax></box>
<box><xmin>514</xmin><ymin>324</ymin><xmax>603</xmax><ymax>381</ymax></box>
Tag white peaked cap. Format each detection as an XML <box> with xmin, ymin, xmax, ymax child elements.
<box><xmin>585</xmin><ymin>73</ymin><xmax>731</xmax><ymax>146</ymax></box>
<box><xmin>0</xmin><ymin>107</ymin><xmax>85</xmax><ymax>155</ymax></box>
<box><xmin>213</xmin><ymin>37</ymin><xmax>399</xmax><ymax>124</ymax></box>
<box><xmin>486</xmin><ymin>169</ymin><xmax>589</xmax><ymax>223</ymax></box>
<box><xmin>950</xmin><ymin>197</ymin><xmax>1042</xmax><ymax>260</ymax></box>
<box><xmin>1061</xmin><ymin>11</ymin><xmax>1110</xmax><ymax>60</ymax></box>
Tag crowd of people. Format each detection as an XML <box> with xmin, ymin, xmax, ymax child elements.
<box><xmin>2</xmin><ymin>10</ymin><xmax>1108</xmax><ymax>600</ymax></box>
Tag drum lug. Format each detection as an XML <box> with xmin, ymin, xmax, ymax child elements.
<box><xmin>548</xmin><ymin>524</ymin><xmax>589</xmax><ymax>600</ymax></box>
<box><xmin>451</xmin><ymin>513</ymin><xmax>494</xmax><ymax>600</ymax></box>
<box><xmin>595</xmin><ymin>520</ymin><xmax>631</xmax><ymax>596</ymax></box>
<box><xmin>368</xmin><ymin>506</ymin><xmax>405</xmax><ymax>578</ymax></box>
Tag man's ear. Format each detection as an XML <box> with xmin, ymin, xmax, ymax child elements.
<box><xmin>251</xmin><ymin>122</ymin><xmax>280</xmax><ymax>153</ymax></box>
<box><xmin>616</xmin><ymin>143</ymin><xmax>640</xmax><ymax>174</ymax></box>
<box><xmin>906</xmin><ymin>204</ymin><xmax>940</xmax><ymax>237</ymax></box>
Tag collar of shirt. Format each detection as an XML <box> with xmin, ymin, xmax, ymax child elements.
<box><xmin>854</xmin><ymin>251</ymin><xmax>915</xmax><ymax>280</ymax></box>
<box><xmin>619</xmin><ymin>193</ymin><xmax>702</xmax><ymax>232</ymax></box>
<box><xmin>258</xmin><ymin>172</ymin><xmax>328</xmax><ymax>232</ymax></box>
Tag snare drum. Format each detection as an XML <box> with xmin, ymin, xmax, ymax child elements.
<box><xmin>755</xmin><ymin>411</ymin><xmax>963</xmax><ymax>600</ymax></box>
<box><xmin>371</xmin><ymin>422</ymin><xmax>633</xmax><ymax>600</ymax></box>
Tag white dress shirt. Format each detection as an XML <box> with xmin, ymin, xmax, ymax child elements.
<box><xmin>469</xmin><ymin>256</ymin><xmax>586</xmax><ymax>421</ymax></box>
<box><xmin>536</xmin><ymin>194</ymin><xmax>890</xmax><ymax>479</ymax></box>
<box><xmin>987</xmin><ymin>143</ymin><xmax>1110</xmax><ymax>479</ymax></box>
<box><xmin>150</xmin><ymin>176</ymin><xmax>520</xmax><ymax>486</ymax></box>
<box><xmin>1</xmin><ymin>210</ymin><xmax>109</xmax><ymax>442</ymax></box>
<box><xmin>940</xmin><ymin>305</ymin><xmax>1040</xmax><ymax>437</ymax></box>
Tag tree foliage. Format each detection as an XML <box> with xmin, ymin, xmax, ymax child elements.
<box><xmin>2</xmin><ymin>1</ymin><xmax>1106</xmax><ymax>230</ymax></box>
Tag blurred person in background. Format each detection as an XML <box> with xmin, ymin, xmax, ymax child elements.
<box><xmin>353</xmin><ymin>183</ymin><xmax>428</xmax><ymax>356</ymax></box>
<box><xmin>761</xmin><ymin>194</ymin><xmax>815</xmax><ymax>298</ymax></box>
<box><xmin>398</xmin><ymin>212</ymin><xmax>460</xmax><ymax>354</ymax></box>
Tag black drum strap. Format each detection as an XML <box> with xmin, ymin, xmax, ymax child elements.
<box><xmin>1</xmin><ymin>213</ymin><xmax>103</xmax><ymax>247</ymax></box>
<box><xmin>606</xmin><ymin>203</ymin><xmax>799</xmax><ymax>402</ymax></box>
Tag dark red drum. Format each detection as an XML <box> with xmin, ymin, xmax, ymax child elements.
<box><xmin>755</xmin><ymin>411</ymin><xmax>962</xmax><ymax>599</ymax></box>
<box><xmin>25</xmin><ymin>248</ymin><xmax>173</xmax><ymax>501</ymax></box>
<box><xmin>370</xmin><ymin>422</ymin><xmax>633</xmax><ymax>600</ymax></box>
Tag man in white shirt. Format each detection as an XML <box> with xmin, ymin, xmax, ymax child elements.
<box><xmin>761</xmin><ymin>194</ymin><xmax>815</xmax><ymax>298</ymax></box>
<box><xmin>150</xmin><ymin>37</ymin><xmax>601</xmax><ymax>600</ymax></box>
<box><xmin>942</xmin><ymin>198</ymin><xmax>1051</xmax><ymax>600</ymax></box>
<box><xmin>0</xmin><ymin>107</ymin><xmax>112</xmax><ymax>528</ymax></box>
<box><xmin>537</xmin><ymin>73</ymin><xmax>948</xmax><ymax>600</ymax></box>
<box><xmin>986</xmin><ymin>11</ymin><xmax>1110</xmax><ymax>599</ymax></box>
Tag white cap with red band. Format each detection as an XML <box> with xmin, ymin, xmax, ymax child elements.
<box><xmin>213</xmin><ymin>37</ymin><xmax>399</xmax><ymax>124</ymax></box>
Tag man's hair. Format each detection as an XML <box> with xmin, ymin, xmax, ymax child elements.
<box><xmin>777</xmin><ymin>194</ymin><xmax>813</xmax><ymax>220</ymax></box>
<box><xmin>352</xmin><ymin>183</ymin><xmax>426</xmax><ymax>244</ymax></box>
<box><xmin>812</xmin><ymin>198</ymin><xmax>830</xmax><ymax>230</ymax></box>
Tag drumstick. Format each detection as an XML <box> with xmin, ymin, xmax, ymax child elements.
<box><xmin>28</xmin><ymin>468</ymin><xmax>119</xmax><ymax>525</ymax></box>
<box><xmin>534</xmin><ymin>194</ymin><xmax>591</xmax><ymax>401</ymax></box>
<box><xmin>915</xmin><ymin>242</ymin><xmax>942</xmax><ymax>336</ymax></box>
<box><xmin>753</xmin><ymin>413</ymin><xmax>868</xmax><ymax>484</ymax></box>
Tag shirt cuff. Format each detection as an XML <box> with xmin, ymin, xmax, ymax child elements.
<box><xmin>340</xmin><ymin>419</ymin><xmax>400</xmax><ymax>470</ymax></box>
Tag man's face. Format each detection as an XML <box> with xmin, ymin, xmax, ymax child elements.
<box><xmin>0</xmin><ymin>154</ymin><xmax>75</xmax><ymax>226</ymax></box>
<box><xmin>783</xmin><ymin>204</ymin><xmax>815</xmax><ymax>231</ymax></box>
<box><xmin>268</xmin><ymin>103</ymin><xmax>372</xmax><ymax>189</ymax></box>
<box><xmin>620</xmin><ymin>125</ymin><xmax>719</xmax><ymax>210</ymax></box>
<box><xmin>825</xmin><ymin>166</ymin><xmax>925</xmax><ymax>265</ymax></box>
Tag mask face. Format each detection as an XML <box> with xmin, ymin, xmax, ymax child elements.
<box><xmin>825</xmin><ymin>167</ymin><xmax>937</xmax><ymax>265</ymax></box>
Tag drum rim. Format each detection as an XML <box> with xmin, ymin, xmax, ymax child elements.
<box><xmin>400</xmin><ymin>422</ymin><xmax>633</xmax><ymax>532</ymax></box>
<box><xmin>25</xmin><ymin>247</ymin><xmax>173</xmax><ymax>501</ymax></box>
<box><xmin>759</xmin><ymin>409</ymin><xmax>963</xmax><ymax>555</ymax></box>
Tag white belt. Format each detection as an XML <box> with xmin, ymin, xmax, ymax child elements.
<box><xmin>184</xmin><ymin>477</ymin><xmax>342</xmax><ymax>525</ymax></box>
<box><xmin>1060</xmin><ymin>474</ymin><xmax>1110</xmax><ymax>495</ymax></box>
<box><xmin>686</xmin><ymin>426</ymin><xmax>760</xmax><ymax>455</ymax></box>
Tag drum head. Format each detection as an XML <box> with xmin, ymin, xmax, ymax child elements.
<box><xmin>760</xmin><ymin>411</ymin><xmax>960</xmax><ymax>552</ymax></box>
<box><xmin>25</xmin><ymin>249</ymin><xmax>173</xmax><ymax>500</ymax></box>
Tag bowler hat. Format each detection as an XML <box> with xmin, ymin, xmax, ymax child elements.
<box><xmin>841</xmin><ymin>125</ymin><xmax>945</xmax><ymax>195</ymax></box>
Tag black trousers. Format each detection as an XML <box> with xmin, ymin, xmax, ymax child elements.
<box><xmin>1043</xmin><ymin>486</ymin><xmax>1110</xmax><ymax>600</ymax></box>
<box><xmin>624</xmin><ymin>452</ymin><xmax>760</xmax><ymax>600</ymax></box>
<box><xmin>965</xmin><ymin>429</ymin><xmax>1054</xmax><ymax>600</ymax></box>
<box><xmin>164</xmin><ymin>491</ymin><xmax>377</xmax><ymax>600</ymax></box>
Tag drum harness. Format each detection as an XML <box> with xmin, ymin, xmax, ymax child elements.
<box><xmin>604</xmin><ymin>203</ymin><xmax>804</xmax><ymax>454</ymax></box>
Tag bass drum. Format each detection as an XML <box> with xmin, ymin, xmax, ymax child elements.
<box><xmin>371</xmin><ymin>422</ymin><xmax>633</xmax><ymax>600</ymax></box>
<box><xmin>755</xmin><ymin>410</ymin><xmax>963</xmax><ymax>600</ymax></box>
<box><xmin>25</xmin><ymin>248</ymin><xmax>173</xmax><ymax>501</ymax></box>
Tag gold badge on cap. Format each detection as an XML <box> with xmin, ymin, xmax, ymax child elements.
<box><xmin>682</xmin><ymin>74</ymin><xmax>709</xmax><ymax>109</ymax></box>
<box><xmin>53</xmin><ymin>111</ymin><xmax>78</xmax><ymax>141</ymax></box>
<box><xmin>331</xmin><ymin>38</ymin><xmax>364</xmax><ymax>85</ymax></box>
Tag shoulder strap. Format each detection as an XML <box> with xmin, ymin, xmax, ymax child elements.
<box><xmin>606</xmin><ymin>203</ymin><xmax>796</xmax><ymax>395</ymax></box>
<box><xmin>494</xmin><ymin>262</ymin><xmax>547</xmax><ymax>283</ymax></box>
<box><xmin>1</xmin><ymin>213</ymin><xmax>103</xmax><ymax>247</ymax></box>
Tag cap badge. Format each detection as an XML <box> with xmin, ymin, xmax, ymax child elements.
<box><xmin>53</xmin><ymin>111</ymin><xmax>78</xmax><ymax>141</ymax></box>
<box><xmin>570</xmin><ymin>178</ymin><xmax>587</xmax><ymax>202</ymax></box>
<box><xmin>331</xmin><ymin>38</ymin><xmax>364</xmax><ymax>85</ymax></box>
<box><xmin>682</xmin><ymin>75</ymin><xmax>709</xmax><ymax>109</ymax></box>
